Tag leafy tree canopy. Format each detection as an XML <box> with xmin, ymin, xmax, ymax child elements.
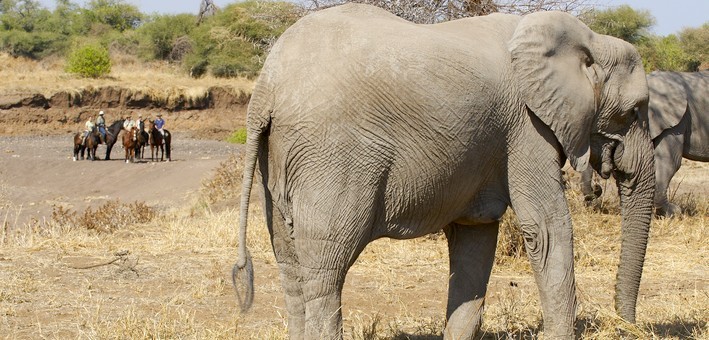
<box><xmin>579</xmin><ymin>5</ymin><xmax>654</xmax><ymax>44</ymax></box>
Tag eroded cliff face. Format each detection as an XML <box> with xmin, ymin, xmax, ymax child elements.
<box><xmin>0</xmin><ymin>86</ymin><xmax>250</xmax><ymax>139</ymax></box>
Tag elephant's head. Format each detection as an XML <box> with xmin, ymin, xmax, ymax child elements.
<box><xmin>508</xmin><ymin>12</ymin><xmax>655</xmax><ymax>323</ymax></box>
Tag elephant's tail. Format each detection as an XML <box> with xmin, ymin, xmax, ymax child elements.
<box><xmin>232</xmin><ymin>116</ymin><xmax>270</xmax><ymax>312</ymax></box>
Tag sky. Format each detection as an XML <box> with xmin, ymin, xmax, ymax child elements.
<box><xmin>35</xmin><ymin>0</ymin><xmax>708</xmax><ymax>36</ymax></box>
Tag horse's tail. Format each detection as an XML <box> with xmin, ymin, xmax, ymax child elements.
<box><xmin>164</xmin><ymin>130</ymin><xmax>171</xmax><ymax>160</ymax></box>
<box><xmin>232</xmin><ymin>90</ymin><xmax>272</xmax><ymax>313</ymax></box>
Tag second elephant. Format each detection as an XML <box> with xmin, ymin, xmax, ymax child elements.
<box><xmin>582</xmin><ymin>71</ymin><xmax>708</xmax><ymax>216</ymax></box>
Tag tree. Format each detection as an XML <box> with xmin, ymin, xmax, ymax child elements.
<box><xmin>83</xmin><ymin>0</ymin><xmax>142</xmax><ymax>32</ymax></box>
<box><xmin>137</xmin><ymin>13</ymin><xmax>195</xmax><ymax>61</ymax></box>
<box><xmin>303</xmin><ymin>0</ymin><xmax>597</xmax><ymax>24</ymax></box>
<box><xmin>197</xmin><ymin>0</ymin><xmax>218</xmax><ymax>25</ymax></box>
<box><xmin>678</xmin><ymin>23</ymin><xmax>709</xmax><ymax>70</ymax></box>
<box><xmin>0</xmin><ymin>0</ymin><xmax>66</xmax><ymax>58</ymax></box>
<box><xmin>184</xmin><ymin>0</ymin><xmax>301</xmax><ymax>78</ymax></box>
<box><xmin>638</xmin><ymin>35</ymin><xmax>696</xmax><ymax>72</ymax></box>
<box><xmin>0</xmin><ymin>0</ymin><xmax>49</xmax><ymax>32</ymax></box>
<box><xmin>578</xmin><ymin>5</ymin><xmax>654</xmax><ymax>44</ymax></box>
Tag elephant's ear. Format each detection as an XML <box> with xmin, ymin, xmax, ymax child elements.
<box><xmin>646</xmin><ymin>73</ymin><xmax>687</xmax><ymax>140</ymax></box>
<box><xmin>508</xmin><ymin>11</ymin><xmax>603</xmax><ymax>172</ymax></box>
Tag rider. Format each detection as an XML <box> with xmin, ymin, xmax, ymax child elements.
<box><xmin>123</xmin><ymin>114</ymin><xmax>135</xmax><ymax>131</ymax></box>
<box><xmin>135</xmin><ymin>114</ymin><xmax>144</xmax><ymax>133</ymax></box>
<box><xmin>83</xmin><ymin>118</ymin><xmax>95</xmax><ymax>145</ymax></box>
<box><xmin>96</xmin><ymin>110</ymin><xmax>106</xmax><ymax>143</ymax></box>
<box><xmin>154</xmin><ymin>113</ymin><xmax>166</xmax><ymax>138</ymax></box>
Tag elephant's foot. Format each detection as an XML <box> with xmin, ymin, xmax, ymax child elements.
<box><xmin>655</xmin><ymin>202</ymin><xmax>680</xmax><ymax>217</ymax></box>
<box><xmin>444</xmin><ymin>298</ymin><xmax>484</xmax><ymax>339</ymax></box>
<box><xmin>304</xmin><ymin>293</ymin><xmax>343</xmax><ymax>340</ymax></box>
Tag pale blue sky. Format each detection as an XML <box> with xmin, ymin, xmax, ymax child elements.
<box><xmin>36</xmin><ymin>0</ymin><xmax>708</xmax><ymax>36</ymax></box>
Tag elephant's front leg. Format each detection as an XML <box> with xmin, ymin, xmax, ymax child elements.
<box><xmin>510</xmin><ymin>181</ymin><xmax>577</xmax><ymax>338</ymax></box>
<box><xmin>443</xmin><ymin>222</ymin><xmax>499</xmax><ymax>339</ymax></box>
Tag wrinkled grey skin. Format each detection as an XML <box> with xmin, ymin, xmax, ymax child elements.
<box><xmin>582</xmin><ymin>71</ymin><xmax>708</xmax><ymax>216</ymax></box>
<box><xmin>233</xmin><ymin>4</ymin><xmax>654</xmax><ymax>339</ymax></box>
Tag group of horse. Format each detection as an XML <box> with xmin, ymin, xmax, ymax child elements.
<box><xmin>73</xmin><ymin>119</ymin><xmax>171</xmax><ymax>163</ymax></box>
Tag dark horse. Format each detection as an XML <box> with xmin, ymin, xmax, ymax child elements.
<box><xmin>135</xmin><ymin>126</ymin><xmax>149</xmax><ymax>159</ymax></box>
<box><xmin>148</xmin><ymin>120</ymin><xmax>171</xmax><ymax>162</ymax></box>
<box><xmin>72</xmin><ymin>128</ymin><xmax>99</xmax><ymax>161</ymax></box>
<box><xmin>98</xmin><ymin>120</ymin><xmax>124</xmax><ymax>160</ymax></box>
<box><xmin>122</xmin><ymin>127</ymin><xmax>138</xmax><ymax>163</ymax></box>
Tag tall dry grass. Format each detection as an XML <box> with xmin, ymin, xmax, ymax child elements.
<box><xmin>0</xmin><ymin>52</ymin><xmax>254</xmax><ymax>99</ymax></box>
<box><xmin>0</xmin><ymin>158</ymin><xmax>706</xmax><ymax>339</ymax></box>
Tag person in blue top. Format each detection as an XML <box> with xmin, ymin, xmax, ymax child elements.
<box><xmin>154</xmin><ymin>113</ymin><xmax>165</xmax><ymax>138</ymax></box>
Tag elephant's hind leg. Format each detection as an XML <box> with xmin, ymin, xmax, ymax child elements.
<box><xmin>443</xmin><ymin>222</ymin><xmax>499</xmax><ymax>339</ymax></box>
<box><xmin>266</xmin><ymin>197</ymin><xmax>306</xmax><ymax>339</ymax></box>
<box><xmin>293</xmin><ymin>204</ymin><xmax>375</xmax><ymax>339</ymax></box>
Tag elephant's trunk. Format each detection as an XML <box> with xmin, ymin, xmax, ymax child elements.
<box><xmin>611</xmin><ymin>120</ymin><xmax>655</xmax><ymax>323</ymax></box>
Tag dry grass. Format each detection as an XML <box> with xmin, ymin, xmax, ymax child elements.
<box><xmin>0</xmin><ymin>52</ymin><xmax>254</xmax><ymax>99</ymax></box>
<box><xmin>0</xmin><ymin>160</ymin><xmax>706</xmax><ymax>339</ymax></box>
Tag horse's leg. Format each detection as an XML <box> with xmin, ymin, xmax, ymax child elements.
<box><xmin>106</xmin><ymin>144</ymin><xmax>112</xmax><ymax>160</ymax></box>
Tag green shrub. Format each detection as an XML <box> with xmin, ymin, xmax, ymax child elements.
<box><xmin>637</xmin><ymin>35</ymin><xmax>696</xmax><ymax>72</ymax></box>
<box><xmin>226</xmin><ymin>128</ymin><xmax>248</xmax><ymax>144</ymax></box>
<box><xmin>184</xmin><ymin>56</ymin><xmax>208</xmax><ymax>78</ymax></box>
<box><xmin>66</xmin><ymin>43</ymin><xmax>112</xmax><ymax>78</ymax></box>
<box><xmin>0</xmin><ymin>30</ymin><xmax>65</xmax><ymax>59</ymax></box>
<box><xmin>137</xmin><ymin>14</ymin><xmax>196</xmax><ymax>61</ymax></box>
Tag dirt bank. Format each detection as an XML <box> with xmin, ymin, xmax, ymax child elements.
<box><xmin>0</xmin><ymin>86</ymin><xmax>250</xmax><ymax>139</ymax></box>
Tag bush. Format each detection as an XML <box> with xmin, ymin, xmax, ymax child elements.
<box><xmin>66</xmin><ymin>43</ymin><xmax>112</xmax><ymax>78</ymax></box>
<box><xmin>637</xmin><ymin>35</ymin><xmax>696</xmax><ymax>72</ymax></box>
<box><xmin>226</xmin><ymin>128</ymin><xmax>248</xmax><ymax>144</ymax></box>
<box><xmin>0</xmin><ymin>30</ymin><xmax>65</xmax><ymax>59</ymax></box>
<box><xmin>52</xmin><ymin>200</ymin><xmax>157</xmax><ymax>233</ymax></box>
<box><xmin>137</xmin><ymin>14</ymin><xmax>196</xmax><ymax>61</ymax></box>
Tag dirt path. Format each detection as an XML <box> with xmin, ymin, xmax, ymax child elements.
<box><xmin>0</xmin><ymin>134</ymin><xmax>242</xmax><ymax>226</ymax></box>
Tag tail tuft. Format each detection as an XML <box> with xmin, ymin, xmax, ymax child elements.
<box><xmin>232</xmin><ymin>251</ymin><xmax>254</xmax><ymax>312</ymax></box>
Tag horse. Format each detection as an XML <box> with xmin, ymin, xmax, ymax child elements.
<box><xmin>135</xmin><ymin>127</ymin><xmax>149</xmax><ymax>159</ymax></box>
<box><xmin>72</xmin><ymin>128</ymin><xmax>99</xmax><ymax>161</ymax></box>
<box><xmin>98</xmin><ymin>120</ymin><xmax>124</xmax><ymax>160</ymax></box>
<box><xmin>148</xmin><ymin>120</ymin><xmax>171</xmax><ymax>162</ymax></box>
<box><xmin>72</xmin><ymin>132</ymin><xmax>85</xmax><ymax>161</ymax></box>
<box><xmin>122</xmin><ymin>126</ymin><xmax>138</xmax><ymax>163</ymax></box>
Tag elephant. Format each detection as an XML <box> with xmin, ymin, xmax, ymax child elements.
<box><xmin>232</xmin><ymin>4</ymin><xmax>654</xmax><ymax>339</ymax></box>
<box><xmin>581</xmin><ymin>71</ymin><xmax>708</xmax><ymax>216</ymax></box>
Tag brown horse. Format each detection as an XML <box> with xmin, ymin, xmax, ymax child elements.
<box><xmin>148</xmin><ymin>120</ymin><xmax>171</xmax><ymax>162</ymax></box>
<box><xmin>122</xmin><ymin>127</ymin><xmax>138</xmax><ymax>163</ymax></box>
<box><xmin>73</xmin><ymin>128</ymin><xmax>99</xmax><ymax>161</ymax></box>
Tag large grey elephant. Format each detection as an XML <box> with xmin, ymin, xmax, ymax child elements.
<box><xmin>233</xmin><ymin>4</ymin><xmax>654</xmax><ymax>339</ymax></box>
<box><xmin>582</xmin><ymin>71</ymin><xmax>708</xmax><ymax>216</ymax></box>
